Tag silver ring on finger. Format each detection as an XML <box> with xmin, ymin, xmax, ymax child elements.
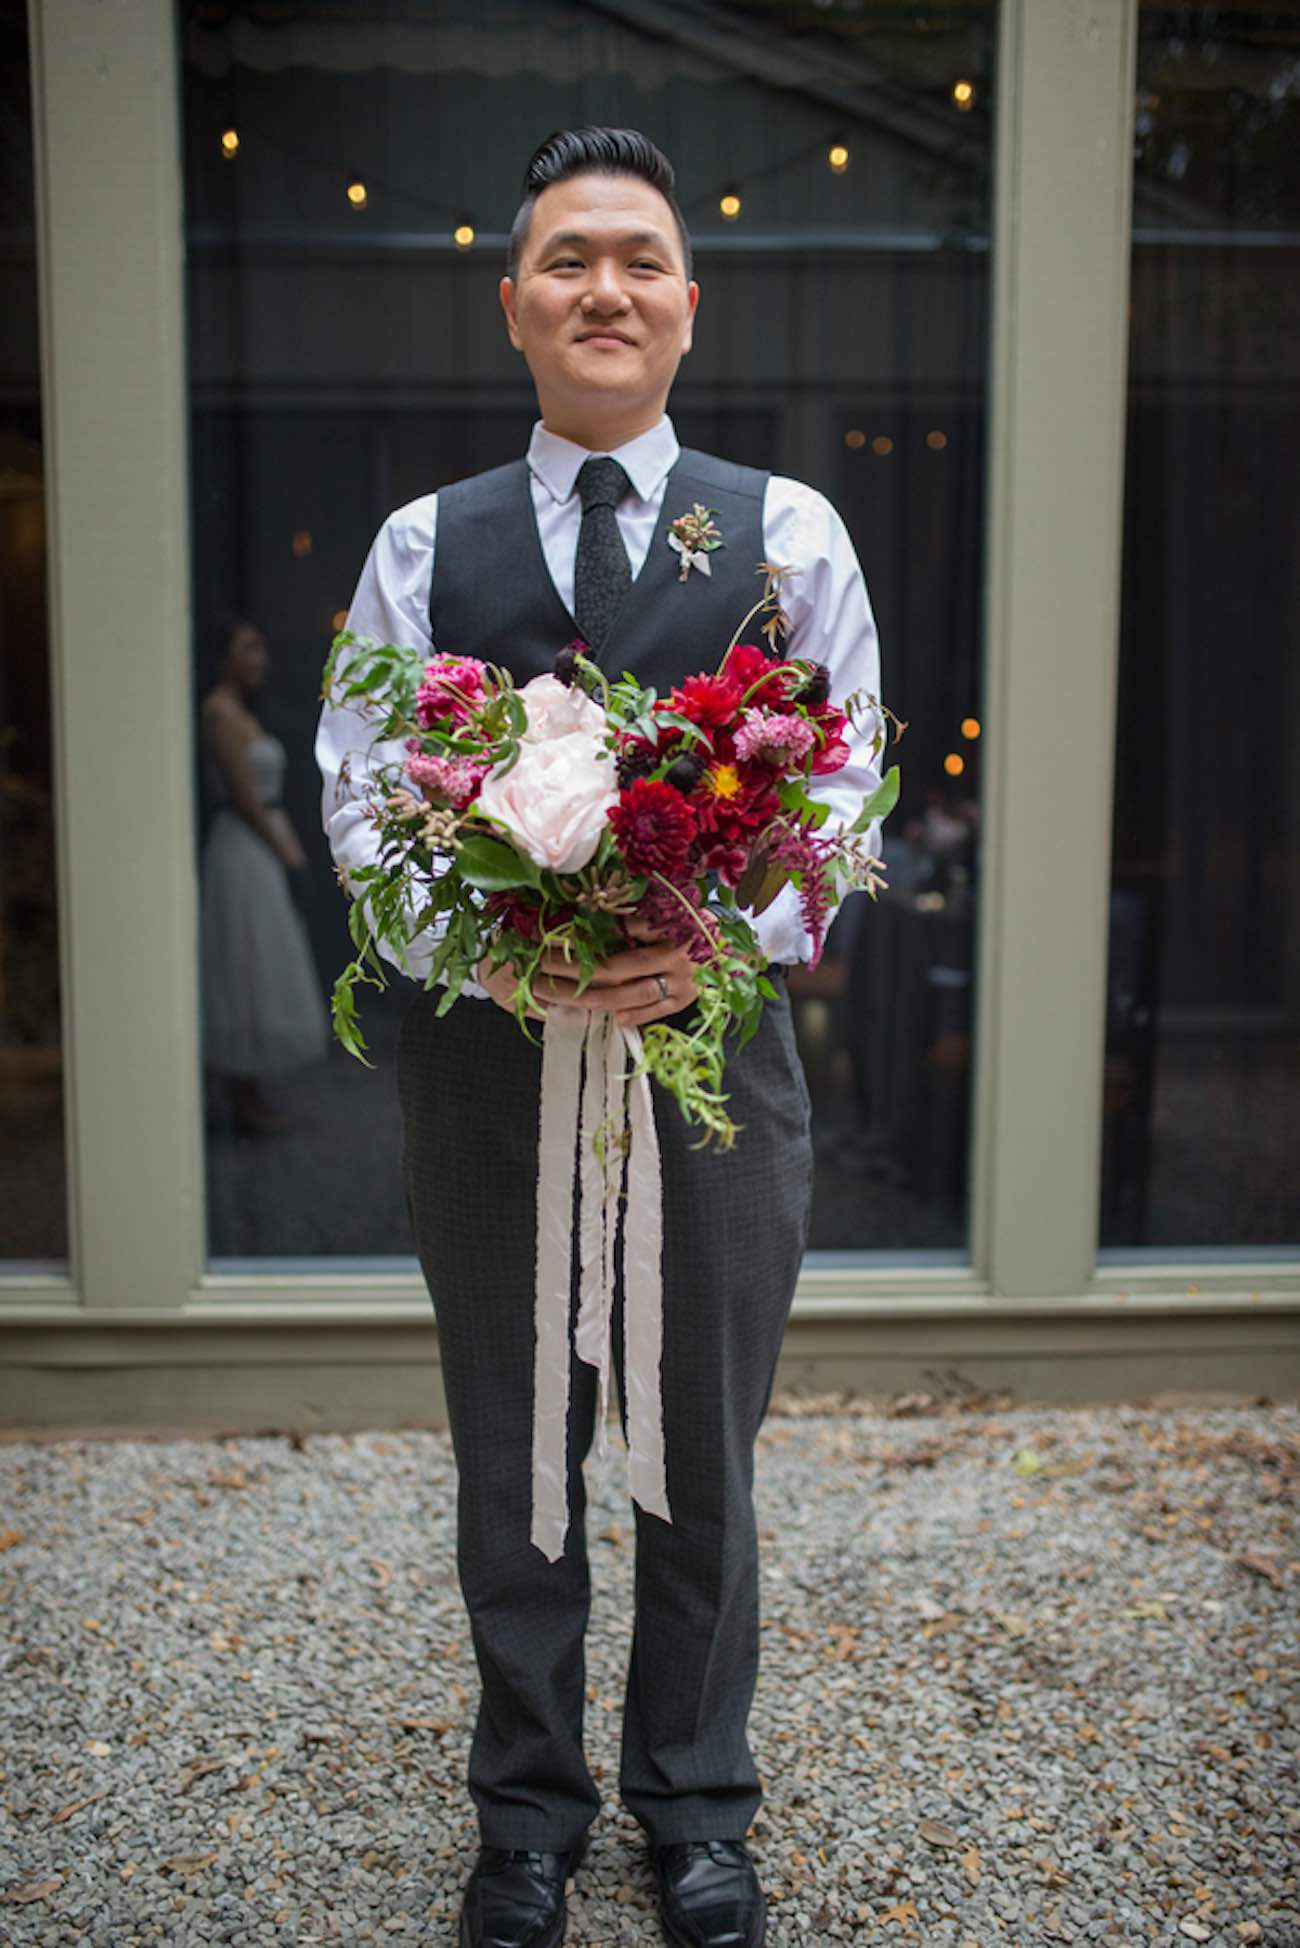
<box><xmin>653</xmin><ymin>973</ymin><xmax>670</xmax><ymax>1004</ymax></box>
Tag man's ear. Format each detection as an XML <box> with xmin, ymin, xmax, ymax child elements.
<box><xmin>500</xmin><ymin>276</ymin><xmax>522</xmax><ymax>351</ymax></box>
<box><xmin>681</xmin><ymin>279</ymin><xmax>700</xmax><ymax>355</ymax></box>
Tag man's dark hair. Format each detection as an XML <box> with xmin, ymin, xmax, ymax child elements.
<box><xmin>506</xmin><ymin>126</ymin><xmax>693</xmax><ymax>282</ymax></box>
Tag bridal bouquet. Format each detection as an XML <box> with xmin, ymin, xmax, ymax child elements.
<box><xmin>321</xmin><ymin>569</ymin><xmax>899</xmax><ymax>1151</ymax></box>
<box><xmin>321</xmin><ymin>566</ymin><xmax>899</xmax><ymax>1562</ymax></box>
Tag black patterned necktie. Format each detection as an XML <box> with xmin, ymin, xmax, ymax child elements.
<box><xmin>573</xmin><ymin>455</ymin><xmax>633</xmax><ymax>650</ymax></box>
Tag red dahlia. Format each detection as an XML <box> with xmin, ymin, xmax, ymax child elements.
<box><xmin>608</xmin><ymin>778</ymin><xmax>698</xmax><ymax>876</ymax></box>
<box><xmin>722</xmin><ymin>642</ymin><xmax>799</xmax><ymax>706</ymax></box>
<box><xmin>667</xmin><ymin>672</ymin><xmax>744</xmax><ymax>728</ymax></box>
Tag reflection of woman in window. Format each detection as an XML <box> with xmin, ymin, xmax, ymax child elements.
<box><xmin>198</xmin><ymin>617</ymin><xmax>327</xmax><ymax>1136</ymax></box>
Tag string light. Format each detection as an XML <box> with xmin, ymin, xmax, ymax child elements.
<box><xmin>828</xmin><ymin>142</ymin><xmax>849</xmax><ymax>174</ymax></box>
<box><xmin>453</xmin><ymin>223</ymin><xmax>475</xmax><ymax>249</ymax></box>
<box><xmin>220</xmin><ymin>128</ymin><xmax>239</xmax><ymax>160</ymax></box>
<box><xmin>961</xmin><ymin>717</ymin><xmax>981</xmax><ymax>741</ymax></box>
<box><xmin>332</xmin><ymin>609</ymin><xmax>349</xmax><ymax>632</ymax></box>
<box><xmin>944</xmin><ymin>753</ymin><xmax>965</xmax><ymax>777</ymax></box>
<box><xmin>953</xmin><ymin>79</ymin><xmax>975</xmax><ymax>111</ymax></box>
<box><xmin>844</xmin><ymin>428</ymin><xmax>866</xmax><ymax>449</ymax></box>
<box><xmin>925</xmin><ymin>430</ymin><xmax>948</xmax><ymax>450</ymax></box>
<box><xmin>292</xmin><ymin>529</ymin><xmax>313</xmax><ymax>558</ymax></box>
<box><xmin>346</xmin><ymin>179</ymin><xmax>368</xmax><ymax>210</ymax></box>
<box><xmin>720</xmin><ymin>191</ymin><xmax>742</xmax><ymax>221</ymax></box>
<box><xmin>872</xmin><ymin>436</ymin><xmax>894</xmax><ymax>456</ymax></box>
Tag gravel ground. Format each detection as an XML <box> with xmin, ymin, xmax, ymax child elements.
<box><xmin>1</xmin><ymin>1392</ymin><xmax>1297</xmax><ymax>1947</ymax></box>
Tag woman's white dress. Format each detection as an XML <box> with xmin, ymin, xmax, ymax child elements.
<box><xmin>200</xmin><ymin>731</ymin><xmax>329</xmax><ymax>1079</ymax></box>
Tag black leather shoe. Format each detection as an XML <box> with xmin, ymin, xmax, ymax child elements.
<box><xmin>651</xmin><ymin>1840</ymin><xmax>767</xmax><ymax>1948</ymax></box>
<box><xmin>457</xmin><ymin>1831</ymin><xmax>589</xmax><ymax>1948</ymax></box>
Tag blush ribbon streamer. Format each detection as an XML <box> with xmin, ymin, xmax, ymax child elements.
<box><xmin>530</xmin><ymin>1002</ymin><xmax>671</xmax><ymax>1563</ymax></box>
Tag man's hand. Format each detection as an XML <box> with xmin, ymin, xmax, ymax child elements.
<box><xmin>477</xmin><ymin>912</ymin><xmax>701</xmax><ymax>1028</ymax></box>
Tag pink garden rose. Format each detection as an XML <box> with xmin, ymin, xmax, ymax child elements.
<box><xmin>516</xmin><ymin>672</ymin><xmax>608</xmax><ymax>743</ymax></box>
<box><xmin>476</xmin><ymin>730</ymin><xmax>618</xmax><ymax>873</ymax></box>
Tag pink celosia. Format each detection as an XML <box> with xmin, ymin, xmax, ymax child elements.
<box><xmin>732</xmin><ymin>709</ymin><xmax>818</xmax><ymax>767</ymax></box>
<box><xmin>405</xmin><ymin>749</ymin><xmax>485</xmax><ymax>807</ymax></box>
<box><xmin>414</xmin><ymin>654</ymin><xmax>489</xmax><ymax>729</ymax></box>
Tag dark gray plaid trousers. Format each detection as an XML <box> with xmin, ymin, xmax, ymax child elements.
<box><xmin>395</xmin><ymin>970</ymin><xmax>814</xmax><ymax>1849</ymax></box>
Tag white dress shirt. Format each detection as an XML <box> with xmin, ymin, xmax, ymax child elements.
<box><xmin>315</xmin><ymin>412</ymin><xmax>885</xmax><ymax>1001</ymax></box>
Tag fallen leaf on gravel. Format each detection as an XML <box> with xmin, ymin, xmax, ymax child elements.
<box><xmin>83</xmin><ymin>1739</ymin><xmax>111</xmax><ymax>1757</ymax></box>
<box><xmin>993</xmin><ymin>1611</ymin><xmax>1028</xmax><ymax>1636</ymax></box>
<box><xmin>880</xmin><ymin>1897</ymin><xmax>920</xmax><ymax>1928</ymax></box>
<box><xmin>1237</xmin><ymin>1552</ymin><xmax>1284</xmax><ymax>1587</ymax></box>
<box><xmin>1123</xmin><ymin>1600</ymin><xmax>1168</xmax><ymax>1621</ymax></box>
<box><xmin>1013</xmin><ymin>1448</ymin><xmax>1045</xmax><ymax>1474</ymax></box>
<box><xmin>49</xmin><ymin>1790</ymin><xmax>106</xmax><ymax>1823</ymax></box>
<box><xmin>960</xmin><ymin>1845</ymin><xmax>981</xmax><ymax>1882</ymax></box>
<box><xmin>160</xmin><ymin>1854</ymin><xmax>219</xmax><ymax>1875</ymax></box>
<box><xmin>179</xmin><ymin>1759</ymin><xmax>231</xmax><ymax>1792</ymax></box>
<box><xmin>2</xmin><ymin>1880</ymin><xmax>62</xmax><ymax>1903</ymax></box>
<box><xmin>0</xmin><ymin>1528</ymin><xmax>24</xmax><ymax>1550</ymax></box>
<box><xmin>392</xmin><ymin>1716</ymin><xmax>452</xmax><ymax>1734</ymax></box>
<box><xmin>918</xmin><ymin>1817</ymin><xmax>962</xmax><ymax>1848</ymax></box>
<box><xmin>119</xmin><ymin>1862</ymin><xmax>139</xmax><ymax>1882</ymax></box>
<box><xmin>369</xmin><ymin>1559</ymin><xmax>393</xmax><ymax>1588</ymax></box>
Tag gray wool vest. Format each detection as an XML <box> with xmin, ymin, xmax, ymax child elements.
<box><xmin>428</xmin><ymin>447</ymin><xmax>771</xmax><ymax>690</ymax></box>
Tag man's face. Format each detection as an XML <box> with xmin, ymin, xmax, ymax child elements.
<box><xmin>499</xmin><ymin>171</ymin><xmax>699</xmax><ymax>428</ymax></box>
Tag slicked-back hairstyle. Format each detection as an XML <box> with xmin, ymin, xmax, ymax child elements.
<box><xmin>506</xmin><ymin>126</ymin><xmax>693</xmax><ymax>282</ymax></box>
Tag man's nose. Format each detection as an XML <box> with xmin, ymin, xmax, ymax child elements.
<box><xmin>584</xmin><ymin>259</ymin><xmax>630</xmax><ymax>310</ymax></box>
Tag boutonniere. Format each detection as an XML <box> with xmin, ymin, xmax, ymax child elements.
<box><xmin>666</xmin><ymin>503</ymin><xmax>723</xmax><ymax>582</ymax></box>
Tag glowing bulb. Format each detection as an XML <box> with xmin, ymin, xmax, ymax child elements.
<box><xmin>292</xmin><ymin>529</ymin><xmax>313</xmax><ymax>558</ymax></box>
<box><xmin>844</xmin><ymin>428</ymin><xmax>866</xmax><ymax>450</ymax></box>
<box><xmin>944</xmin><ymin>753</ymin><xmax>965</xmax><ymax>777</ymax></box>
<box><xmin>332</xmin><ymin>610</ymin><xmax>349</xmax><ymax>632</ymax></box>
<box><xmin>453</xmin><ymin>224</ymin><xmax>475</xmax><ymax>249</ymax></box>
<box><xmin>346</xmin><ymin>180</ymin><xmax>368</xmax><ymax>209</ymax></box>
<box><xmin>961</xmin><ymin>717</ymin><xmax>981</xmax><ymax>741</ymax></box>
<box><xmin>220</xmin><ymin>128</ymin><xmax>240</xmax><ymax>159</ymax></box>
<box><xmin>720</xmin><ymin>192</ymin><xmax>741</xmax><ymax>220</ymax></box>
<box><xmin>926</xmin><ymin>430</ymin><xmax>948</xmax><ymax>450</ymax></box>
<box><xmin>953</xmin><ymin>79</ymin><xmax>975</xmax><ymax>110</ymax></box>
<box><xmin>871</xmin><ymin>436</ymin><xmax>894</xmax><ymax>456</ymax></box>
<box><xmin>828</xmin><ymin>143</ymin><xmax>849</xmax><ymax>174</ymax></box>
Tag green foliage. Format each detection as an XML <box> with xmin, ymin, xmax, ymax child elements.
<box><xmin>849</xmin><ymin>764</ymin><xmax>900</xmax><ymax>833</ymax></box>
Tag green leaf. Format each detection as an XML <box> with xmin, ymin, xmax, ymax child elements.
<box><xmin>455</xmin><ymin>831</ymin><xmax>540</xmax><ymax>891</ymax></box>
<box><xmin>848</xmin><ymin>764</ymin><xmax>900</xmax><ymax>833</ymax></box>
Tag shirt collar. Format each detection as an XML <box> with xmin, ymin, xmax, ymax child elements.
<box><xmin>527</xmin><ymin>413</ymin><xmax>679</xmax><ymax>507</ymax></box>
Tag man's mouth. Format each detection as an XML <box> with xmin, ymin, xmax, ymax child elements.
<box><xmin>577</xmin><ymin>330</ymin><xmax>634</xmax><ymax>345</ymax></box>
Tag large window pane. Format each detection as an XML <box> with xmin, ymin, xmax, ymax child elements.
<box><xmin>180</xmin><ymin>0</ymin><xmax>997</xmax><ymax>1264</ymax></box>
<box><xmin>1101</xmin><ymin>5</ymin><xmax>1300</xmax><ymax>1254</ymax></box>
<box><xmin>0</xmin><ymin>1</ymin><xmax>67</xmax><ymax>1270</ymax></box>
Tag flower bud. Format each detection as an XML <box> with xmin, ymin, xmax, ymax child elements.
<box><xmin>663</xmin><ymin>751</ymin><xmax>706</xmax><ymax>793</ymax></box>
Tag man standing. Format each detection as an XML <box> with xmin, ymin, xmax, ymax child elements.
<box><xmin>316</xmin><ymin>126</ymin><xmax>884</xmax><ymax>1948</ymax></box>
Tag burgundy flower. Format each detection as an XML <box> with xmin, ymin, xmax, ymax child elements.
<box><xmin>608</xmin><ymin>778</ymin><xmax>698</xmax><ymax>876</ymax></box>
<box><xmin>635</xmin><ymin>876</ymin><xmax>722</xmax><ymax>966</ymax></box>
